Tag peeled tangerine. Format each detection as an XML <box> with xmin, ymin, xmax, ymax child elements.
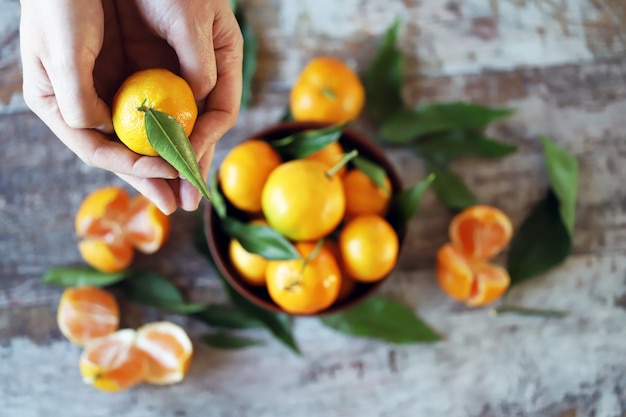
<box><xmin>75</xmin><ymin>186</ymin><xmax>170</xmax><ymax>273</ymax></box>
<box><xmin>436</xmin><ymin>244</ymin><xmax>510</xmax><ymax>307</ymax></box>
<box><xmin>80</xmin><ymin>322</ymin><xmax>193</xmax><ymax>392</ymax></box>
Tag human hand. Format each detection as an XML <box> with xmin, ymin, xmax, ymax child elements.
<box><xmin>20</xmin><ymin>0</ymin><xmax>243</xmax><ymax>214</ymax></box>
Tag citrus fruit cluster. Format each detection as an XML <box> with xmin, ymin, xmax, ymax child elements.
<box><xmin>436</xmin><ymin>205</ymin><xmax>513</xmax><ymax>307</ymax></box>
<box><xmin>217</xmin><ymin>134</ymin><xmax>400</xmax><ymax>315</ymax></box>
<box><xmin>75</xmin><ymin>186</ymin><xmax>170</xmax><ymax>273</ymax></box>
<box><xmin>56</xmin><ymin>286</ymin><xmax>193</xmax><ymax>392</ymax></box>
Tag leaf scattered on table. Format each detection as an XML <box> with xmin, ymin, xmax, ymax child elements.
<box><xmin>364</xmin><ymin>17</ymin><xmax>404</xmax><ymax>124</ymax></box>
<box><xmin>427</xmin><ymin>163</ymin><xmax>478</xmax><ymax>210</ymax></box>
<box><xmin>320</xmin><ymin>295</ymin><xmax>441</xmax><ymax>344</ymax></box>
<box><xmin>221</xmin><ymin>217</ymin><xmax>300</xmax><ymax>260</ymax></box>
<box><xmin>412</xmin><ymin>130</ymin><xmax>517</xmax><ymax>164</ymax></box>
<box><xmin>271</xmin><ymin>121</ymin><xmax>348</xmax><ymax>159</ymax></box>
<box><xmin>42</xmin><ymin>267</ymin><xmax>131</xmax><ymax>288</ymax></box>
<box><xmin>387</xmin><ymin>173</ymin><xmax>435</xmax><ymax>234</ymax></box>
<box><xmin>353</xmin><ymin>156</ymin><xmax>390</xmax><ymax>193</ymax></box>
<box><xmin>379</xmin><ymin>103</ymin><xmax>514</xmax><ymax>144</ymax></box>
<box><xmin>141</xmin><ymin>107</ymin><xmax>211</xmax><ymax>201</ymax></box>
<box><xmin>201</xmin><ymin>332</ymin><xmax>263</xmax><ymax>349</ymax></box>
<box><xmin>193</xmin><ymin>305</ymin><xmax>263</xmax><ymax>330</ymax></box>
<box><xmin>236</xmin><ymin>6</ymin><xmax>257</xmax><ymax>109</ymax></box>
<box><xmin>209</xmin><ymin>170</ymin><xmax>227</xmax><ymax>219</ymax></box>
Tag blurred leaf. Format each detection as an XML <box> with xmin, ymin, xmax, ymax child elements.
<box><xmin>221</xmin><ymin>217</ymin><xmax>300</xmax><ymax>260</ymax></box>
<box><xmin>412</xmin><ymin>130</ymin><xmax>517</xmax><ymax>164</ymax></box>
<box><xmin>540</xmin><ymin>135</ymin><xmax>578</xmax><ymax>236</ymax></box>
<box><xmin>229</xmin><ymin>0</ymin><xmax>237</xmax><ymax>12</ymax></box>
<box><xmin>320</xmin><ymin>295</ymin><xmax>441</xmax><ymax>344</ymax></box>
<box><xmin>352</xmin><ymin>156</ymin><xmax>390</xmax><ymax>193</ymax></box>
<box><xmin>201</xmin><ymin>332</ymin><xmax>263</xmax><ymax>349</ymax></box>
<box><xmin>506</xmin><ymin>191</ymin><xmax>572</xmax><ymax>285</ymax></box>
<box><xmin>271</xmin><ymin>121</ymin><xmax>348</xmax><ymax>159</ymax></box>
<box><xmin>388</xmin><ymin>173</ymin><xmax>435</xmax><ymax>234</ymax></box>
<box><xmin>280</xmin><ymin>107</ymin><xmax>294</xmax><ymax>122</ymax></box>
<box><xmin>379</xmin><ymin>102</ymin><xmax>514</xmax><ymax>144</ymax></box>
<box><xmin>236</xmin><ymin>7</ymin><xmax>258</xmax><ymax>109</ymax></box>
<box><xmin>193</xmin><ymin>305</ymin><xmax>263</xmax><ymax>329</ymax></box>
<box><xmin>427</xmin><ymin>163</ymin><xmax>478</xmax><ymax>210</ymax></box>
<box><xmin>209</xmin><ymin>170</ymin><xmax>227</xmax><ymax>219</ymax></box>
<box><xmin>42</xmin><ymin>267</ymin><xmax>130</xmax><ymax>288</ymax></box>
<box><xmin>364</xmin><ymin>18</ymin><xmax>404</xmax><ymax>124</ymax></box>
<box><xmin>142</xmin><ymin>107</ymin><xmax>211</xmax><ymax>201</ymax></box>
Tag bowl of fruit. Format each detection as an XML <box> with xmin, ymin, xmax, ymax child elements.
<box><xmin>204</xmin><ymin>121</ymin><xmax>408</xmax><ymax>316</ymax></box>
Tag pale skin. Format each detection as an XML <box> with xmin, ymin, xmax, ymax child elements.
<box><xmin>19</xmin><ymin>0</ymin><xmax>244</xmax><ymax>214</ymax></box>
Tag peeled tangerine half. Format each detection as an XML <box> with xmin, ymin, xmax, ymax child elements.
<box><xmin>436</xmin><ymin>244</ymin><xmax>510</xmax><ymax>307</ymax></box>
<box><xmin>75</xmin><ymin>186</ymin><xmax>170</xmax><ymax>273</ymax></box>
<box><xmin>449</xmin><ymin>205</ymin><xmax>513</xmax><ymax>261</ymax></box>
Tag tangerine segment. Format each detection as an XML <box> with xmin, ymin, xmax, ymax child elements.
<box><xmin>80</xmin><ymin>329</ymin><xmax>147</xmax><ymax>393</ymax></box>
<box><xmin>266</xmin><ymin>242</ymin><xmax>341</xmax><ymax>315</ymax></box>
<box><xmin>219</xmin><ymin>140</ymin><xmax>282</xmax><ymax>213</ymax></box>
<box><xmin>449</xmin><ymin>205</ymin><xmax>513</xmax><ymax>260</ymax></box>
<box><xmin>303</xmin><ymin>141</ymin><xmax>347</xmax><ymax>176</ymax></box>
<box><xmin>339</xmin><ymin>215</ymin><xmax>399</xmax><ymax>283</ymax></box>
<box><xmin>290</xmin><ymin>56</ymin><xmax>365</xmax><ymax>124</ymax></box>
<box><xmin>261</xmin><ymin>159</ymin><xmax>346</xmax><ymax>241</ymax></box>
<box><xmin>135</xmin><ymin>322</ymin><xmax>193</xmax><ymax>385</ymax></box>
<box><xmin>436</xmin><ymin>244</ymin><xmax>510</xmax><ymax>307</ymax></box>
<box><xmin>343</xmin><ymin>169</ymin><xmax>392</xmax><ymax>218</ymax></box>
<box><xmin>57</xmin><ymin>286</ymin><xmax>120</xmax><ymax>347</ymax></box>
<box><xmin>112</xmin><ymin>68</ymin><xmax>198</xmax><ymax>156</ymax></box>
<box><xmin>75</xmin><ymin>186</ymin><xmax>131</xmax><ymax>237</ymax></box>
<box><xmin>125</xmin><ymin>195</ymin><xmax>171</xmax><ymax>254</ymax></box>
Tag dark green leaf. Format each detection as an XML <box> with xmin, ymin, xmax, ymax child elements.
<box><xmin>221</xmin><ymin>217</ymin><xmax>300</xmax><ymax>260</ymax></box>
<box><xmin>201</xmin><ymin>332</ymin><xmax>262</xmax><ymax>349</ymax></box>
<box><xmin>388</xmin><ymin>173</ymin><xmax>435</xmax><ymax>231</ymax></box>
<box><xmin>320</xmin><ymin>295</ymin><xmax>441</xmax><ymax>344</ymax></box>
<box><xmin>506</xmin><ymin>191</ymin><xmax>572</xmax><ymax>286</ymax></box>
<box><xmin>352</xmin><ymin>156</ymin><xmax>390</xmax><ymax>193</ymax></box>
<box><xmin>412</xmin><ymin>130</ymin><xmax>517</xmax><ymax>164</ymax></box>
<box><xmin>229</xmin><ymin>0</ymin><xmax>237</xmax><ymax>12</ymax></box>
<box><xmin>364</xmin><ymin>18</ymin><xmax>404</xmax><ymax>124</ymax></box>
<box><xmin>491</xmin><ymin>305</ymin><xmax>568</xmax><ymax>318</ymax></box>
<box><xmin>209</xmin><ymin>170</ymin><xmax>227</xmax><ymax>219</ymax></box>
<box><xmin>193</xmin><ymin>304</ymin><xmax>263</xmax><ymax>329</ymax></box>
<box><xmin>540</xmin><ymin>135</ymin><xmax>578</xmax><ymax>236</ymax></box>
<box><xmin>236</xmin><ymin>7</ymin><xmax>257</xmax><ymax>109</ymax></box>
<box><xmin>280</xmin><ymin>107</ymin><xmax>294</xmax><ymax>122</ymax></box>
<box><xmin>427</xmin><ymin>163</ymin><xmax>478</xmax><ymax>210</ymax></box>
<box><xmin>114</xmin><ymin>270</ymin><xmax>206</xmax><ymax>313</ymax></box>
<box><xmin>272</xmin><ymin>121</ymin><xmax>348</xmax><ymax>159</ymax></box>
<box><xmin>42</xmin><ymin>267</ymin><xmax>130</xmax><ymax>288</ymax></box>
<box><xmin>379</xmin><ymin>102</ymin><xmax>515</xmax><ymax>144</ymax></box>
<box><xmin>142</xmin><ymin>107</ymin><xmax>211</xmax><ymax>200</ymax></box>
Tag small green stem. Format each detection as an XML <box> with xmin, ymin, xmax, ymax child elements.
<box><xmin>321</xmin><ymin>87</ymin><xmax>336</xmax><ymax>100</ymax></box>
<box><xmin>325</xmin><ymin>149</ymin><xmax>358</xmax><ymax>178</ymax></box>
<box><xmin>284</xmin><ymin>239</ymin><xmax>324</xmax><ymax>291</ymax></box>
<box><xmin>490</xmin><ymin>305</ymin><xmax>568</xmax><ymax>318</ymax></box>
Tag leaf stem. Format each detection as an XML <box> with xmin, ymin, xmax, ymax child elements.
<box><xmin>321</xmin><ymin>87</ymin><xmax>336</xmax><ymax>100</ymax></box>
<box><xmin>490</xmin><ymin>305</ymin><xmax>568</xmax><ymax>318</ymax></box>
<box><xmin>285</xmin><ymin>239</ymin><xmax>324</xmax><ymax>291</ymax></box>
<box><xmin>326</xmin><ymin>149</ymin><xmax>358</xmax><ymax>178</ymax></box>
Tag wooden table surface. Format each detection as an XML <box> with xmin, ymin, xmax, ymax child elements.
<box><xmin>2</xmin><ymin>1</ymin><xmax>626</xmax><ymax>416</ymax></box>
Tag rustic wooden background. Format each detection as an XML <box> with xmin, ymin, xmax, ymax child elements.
<box><xmin>2</xmin><ymin>0</ymin><xmax>626</xmax><ymax>416</ymax></box>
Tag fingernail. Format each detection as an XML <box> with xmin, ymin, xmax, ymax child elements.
<box><xmin>93</xmin><ymin>121</ymin><xmax>114</xmax><ymax>134</ymax></box>
<box><xmin>181</xmin><ymin>193</ymin><xmax>201</xmax><ymax>212</ymax></box>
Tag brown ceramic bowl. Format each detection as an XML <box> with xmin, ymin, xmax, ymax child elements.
<box><xmin>204</xmin><ymin>121</ymin><xmax>404</xmax><ymax>316</ymax></box>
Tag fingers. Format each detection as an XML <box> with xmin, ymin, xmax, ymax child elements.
<box><xmin>178</xmin><ymin>142</ymin><xmax>216</xmax><ymax>212</ymax></box>
<box><xmin>115</xmin><ymin>174</ymin><xmax>179</xmax><ymax>215</ymax></box>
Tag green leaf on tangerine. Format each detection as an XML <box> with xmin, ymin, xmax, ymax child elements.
<box><xmin>352</xmin><ymin>156</ymin><xmax>390</xmax><ymax>194</ymax></box>
<box><xmin>220</xmin><ymin>217</ymin><xmax>300</xmax><ymax>260</ymax></box>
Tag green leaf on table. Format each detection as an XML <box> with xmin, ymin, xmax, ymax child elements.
<box><xmin>42</xmin><ymin>266</ymin><xmax>131</xmax><ymax>288</ymax></box>
<box><xmin>271</xmin><ymin>121</ymin><xmax>348</xmax><ymax>159</ymax></box>
<box><xmin>379</xmin><ymin>102</ymin><xmax>515</xmax><ymax>144</ymax></box>
<box><xmin>364</xmin><ymin>17</ymin><xmax>404</xmax><ymax>124</ymax></box>
<box><xmin>201</xmin><ymin>332</ymin><xmax>263</xmax><ymax>349</ymax></box>
<box><xmin>539</xmin><ymin>135</ymin><xmax>578</xmax><ymax>236</ymax></box>
<box><xmin>114</xmin><ymin>270</ymin><xmax>207</xmax><ymax>313</ymax></box>
<box><xmin>387</xmin><ymin>173</ymin><xmax>435</xmax><ymax>234</ymax></box>
<box><xmin>221</xmin><ymin>217</ymin><xmax>300</xmax><ymax>260</ymax></box>
<box><xmin>236</xmin><ymin>6</ymin><xmax>258</xmax><ymax>109</ymax></box>
<box><xmin>506</xmin><ymin>191</ymin><xmax>572</xmax><ymax>285</ymax></box>
<box><xmin>209</xmin><ymin>170</ymin><xmax>227</xmax><ymax>219</ymax></box>
<box><xmin>141</xmin><ymin>107</ymin><xmax>211</xmax><ymax>201</ymax></box>
<box><xmin>412</xmin><ymin>130</ymin><xmax>517</xmax><ymax>164</ymax></box>
<box><xmin>427</xmin><ymin>163</ymin><xmax>478</xmax><ymax>210</ymax></box>
<box><xmin>320</xmin><ymin>295</ymin><xmax>441</xmax><ymax>344</ymax></box>
<box><xmin>352</xmin><ymin>156</ymin><xmax>391</xmax><ymax>193</ymax></box>
<box><xmin>193</xmin><ymin>304</ymin><xmax>263</xmax><ymax>329</ymax></box>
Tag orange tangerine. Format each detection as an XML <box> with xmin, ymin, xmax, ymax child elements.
<box><xmin>303</xmin><ymin>141</ymin><xmax>347</xmax><ymax>176</ymax></box>
<box><xmin>75</xmin><ymin>186</ymin><xmax>170</xmax><ymax>273</ymax></box>
<box><xmin>228</xmin><ymin>220</ymin><xmax>269</xmax><ymax>286</ymax></box>
<box><xmin>343</xmin><ymin>168</ymin><xmax>392</xmax><ymax>218</ymax></box>
<box><xmin>57</xmin><ymin>286</ymin><xmax>120</xmax><ymax>347</ymax></box>
<box><xmin>449</xmin><ymin>205</ymin><xmax>513</xmax><ymax>261</ymax></box>
<box><xmin>135</xmin><ymin>321</ymin><xmax>193</xmax><ymax>385</ymax></box>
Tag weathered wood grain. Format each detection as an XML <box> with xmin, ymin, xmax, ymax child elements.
<box><xmin>2</xmin><ymin>0</ymin><xmax>626</xmax><ymax>416</ymax></box>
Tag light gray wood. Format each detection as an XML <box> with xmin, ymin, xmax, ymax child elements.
<box><xmin>2</xmin><ymin>0</ymin><xmax>626</xmax><ymax>416</ymax></box>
